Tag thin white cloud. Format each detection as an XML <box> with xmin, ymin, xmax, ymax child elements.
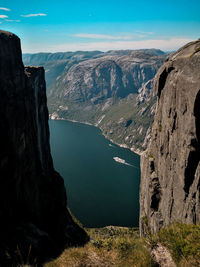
<box><xmin>5</xmin><ymin>19</ymin><xmax>20</xmax><ymax>22</ymax></box>
<box><xmin>136</xmin><ymin>31</ymin><xmax>154</xmax><ymax>35</ymax></box>
<box><xmin>73</xmin><ymin>32</ymin><xmax>157</xmax><ymax>40</ymax></box>
<box><xmin>21</xmin><ymin>13</ymin><xmax>47</xmax><ymax>17</ymax></box>
<box><xmin>73</xmin><ymin>33</ymin><xmax>132</xmax><ymax>40</ymax></box>
<box><xmin>22</xmin><ymin>38</ymin><xmax>194</xmax><ymax>53</ymax></box>
<box><xmin>0</xmin><ymin>15</ymin><xmax>8</xmax><ymax>18</ymax></box>
<box><xmin>0</xmin><ymin>7</ymin><xmax>10</xmax><ymax>11</ymax></box>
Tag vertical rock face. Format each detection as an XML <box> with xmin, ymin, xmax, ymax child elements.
<box><xmin>0</xmin><ymin>30</ymin><xmax>88</xmax><ymax>265</ymax></box>
<box><xmin>140</xmin><ymin>40</ymin><xmax>200</xmax><ymax>235</ymax></box>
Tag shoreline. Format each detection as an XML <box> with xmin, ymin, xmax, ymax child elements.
<box><xmin>49</xmin><ymin>116</ymin><xmax>143</xmax><ymax>156</ymax></box>
<box><xmin>100</xmin><ymin>130</ymin><xmax>143</xmax><ymax>156</ymax></box>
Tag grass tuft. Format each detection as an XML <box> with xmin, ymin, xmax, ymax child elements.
<box><xmin>190</xmin><ymin>47</ymin><xmax>200</xmax><ymax>57</ymax></box>
<box><xmin>147</xmin><ymin>223</ymin><xmax>200</xmax><ymax>266</ymax></box>
<box><xmin>44</xmin><ymin>226</ymin><xmax>157</xmax><ymax>267</ymax></box>
<box><xmin>18</xmin><ymin>223</ymin><xmax>200</xmax><ymax>266</ymax></box>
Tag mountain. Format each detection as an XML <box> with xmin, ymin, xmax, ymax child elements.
<box><xmin>140</xmin><ymin>40</ymin><xmax>200</xmax><ymax>235</ymax></box>
<box><xmin>0</xmin><ymin>30</ymin><xmax>88</xmax><ymax>266</ymax></box>
<box><xmin>23</xmin><ymin>51</ymin><xmax>104</xmax><ymax>88</ymax></box>
<box><xmin>23</xmin><ymin>50</ymin><xmax>166</xmax><ymax>153</ymax></box>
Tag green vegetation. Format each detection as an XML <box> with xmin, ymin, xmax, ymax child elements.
<box><xmin>24</xmin><ymin>49</ymin><xmax>165</xmax><ymax>153</ymax></box>
<box><xmin>98</xmin><ymin>96</ymin><xmax>155</xmax><ymax>152</ymax></box>
<box><xmin>67</xmin><ymin>207</ymin><xmax>85</xmax><ymax>230</ymax></box>
<box><xmin>152</xmin><ymin>223</ymin><xmax>200</xmax><ymax>266</ymax></box>
<box><xmin>44</xmin><ymin>224</ymin><xmax>200</xmax><ymax>266</ymax></box>
<box><xmin>148</xmin><ymin>153</ymin><xmax>154</xmax><ymax>160</ymax></box>
<box><xmin>191</xmin><ymin>47</ymin><xmax>200</xmax><ymax>57</ymax></box>
<box><xmin>48</xmin><ymin>94</ymin><xmax>156</xmax><ymax>153</ymax></box>
<box><xmin>44</xmin><ymin>227</ymin><xmax>157</xmax><ymax>267</ymax></box>
<box><xmin>142</xmin><ymin>216</ymin><xmax>149</xmax><ymax>226</ymax></box>
<box><xmin>17</xmin><ymin>223</ymin><xmax>200</xmax><ymax>266</ymax></box>
<box><xmin>195</xmin><ymin>47</ymin><xmax>200</xmax><ymax>53</ymax></box>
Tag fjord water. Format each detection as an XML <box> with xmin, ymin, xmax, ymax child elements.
<box><xmin>49</xmin><ymin>120</ymin><xmax>140</xmax><ymax>227</ymax></box>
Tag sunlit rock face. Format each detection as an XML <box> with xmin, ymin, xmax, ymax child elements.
<box><xmin>26</xmin><ymin>49</ymin><xmax>164</xmax><ymax>153</ymax></box>
<box><xmin>0</xmin><ymin>30</ymin><xmax>88</xmax><ymax>266</ymax></box>
<box><xmin>140</xmin><ymin>40</ymin><xmax>200</xmax><ymax>236</ymax></box>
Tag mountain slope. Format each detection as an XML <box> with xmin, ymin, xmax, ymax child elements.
<box><xmin>23</xmin><ymin>50</ymin><xmax>165</xmax><ymax>153</ymax></box>
<box><xmin>23</xmin><ymin>51</ymin><xmax>104</xmax><ymax>88</ymax></box>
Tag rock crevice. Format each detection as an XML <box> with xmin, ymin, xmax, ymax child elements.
<box><xmin>140</xmin><ymin>40</ymin><xmax>200</xmax><ymax>235</ymax></box>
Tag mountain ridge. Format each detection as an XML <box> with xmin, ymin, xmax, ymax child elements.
<box><xmin>23</xmin><ymin>49</ymin><xmax>166</xmax><ymax>153</ymax></box>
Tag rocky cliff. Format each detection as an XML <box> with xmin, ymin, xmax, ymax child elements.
<box><xmin>23</xmin><ymin>50</ymin><xmax>165</xmax><ymax>153</ymax></box>
<box><xmin>48</xmin><ymin>51</ymin><xmax>163</xmax><ymax>103</ymax></box>
<box><xmin>140</xmin><ymin>40</ymin><xmax>200</xmax><ymax>235</ymax></box>
<box><xmin>47</xmin><ymin>51</ymin><xmax>165</xmax><ymax>153</ymax></box>
<box><xmin>0</xmin><ymin>30</ymin><xmax>88</xmax><ymax>266</ymax></box>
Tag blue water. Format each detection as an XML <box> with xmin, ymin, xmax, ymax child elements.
<box><xmin>49</xmin><ymin>120</ymin><xmax>140</xmax><ymax>228</ymax></box>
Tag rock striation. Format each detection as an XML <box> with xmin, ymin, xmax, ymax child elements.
<box><xmin>140</xmin><ymin>40</ymin><xmax>200</xmax><ymax>235</ymax></box>
<box><xmin>48</xmin><ymin>51</ymin><xmax>164</xmax><ymax>104</ymax></box>
<box><xmin>0</xmin><ymin>30</ymin><xmax>88</xmax><ymax>266</ymax></box>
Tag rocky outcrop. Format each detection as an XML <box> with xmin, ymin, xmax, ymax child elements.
<box><xmin>48</xmin><ymin>51</ymin><xmax>164</xmax><ymax>104</ymax></box>
<box><xmin>140</xmin><ymin>40</ymin><xmax>200</xmax><ymax>235</ymax></box>
<box><xmin>136</xmin><ymin>79</ymin><xmax>155</xmax><ymax>104</ymax></box>
<box><xmin>0</xmin><ymin>30</ymin><xmax>88</xmax><ymax>266</ymax></box>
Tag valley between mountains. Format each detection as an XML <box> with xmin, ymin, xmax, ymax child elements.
<box><xmin>23</xmin><ymin>49</ymin><xmax>166</xmax><ymax>154</ymax></box>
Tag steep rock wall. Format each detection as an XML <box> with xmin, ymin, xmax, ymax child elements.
<box><xmin>140</xmin><ymin>40</ymin><xmax>200</xmax><ymax>235</ymax></box>
<box><xmin>48</xmin><ymin>52</ymin><xmax>164</xmax><ymax>103</ymax></box>
<box><xmin>0</xmin><ymin>30</ymin><xmax>88</xmax><ymax>265</ymax></box>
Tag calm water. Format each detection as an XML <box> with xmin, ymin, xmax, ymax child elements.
<box><xmin>49</xmin><ymin>120</ymin><xmax>140</xmax><ymax>228</ymax></box>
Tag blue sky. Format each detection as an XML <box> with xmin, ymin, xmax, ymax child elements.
<box><xmin>0</xmin><ymin>0</ymin><xmax>200</xmax><ymax>53</ymax></box>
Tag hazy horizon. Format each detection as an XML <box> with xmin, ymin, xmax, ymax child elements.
<box><xmin>22</xmin><ymin>48</ymin><xmax>171</xmax><ymax>55</ymax></box>
<box><xmin>0</xmin><ymin>0</ymin><xmax>199</xmax><ymax>53</ymax></box>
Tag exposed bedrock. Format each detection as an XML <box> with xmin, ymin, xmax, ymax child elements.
<box><xmin>140</xmin><ymin>40</ymin><xmax>200</xmax><ymax>235</ymax></box>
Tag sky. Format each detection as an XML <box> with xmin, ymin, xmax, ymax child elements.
<box><xmin>0</xmin><ymin>0</ymin><xmax>199</xmax><ymax>53</ymax></box>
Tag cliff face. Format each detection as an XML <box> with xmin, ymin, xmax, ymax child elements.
<box><xmin>140</xmin><ymin>40</ymin><xmax>200</xmax><ymax>235</ymax></box>
<box><xmin>23</xmin><ymin>50</ymin><xmax>165</xmax><ymax>152</ymax></box>
<box><xmin>48</xmin><ymin>52</ymin><xmax>163</xmax><ymax>103</ymax></box>
<box><xmin>23</xmin><ymin>50</ymin><xmax>164</xmax><ymax>94</ymax></box>
<box><xmin>0</xmin><ymin>30</ymin><xmax>88</xmax><ymax>265</ymax></box>
<box><xmin>23</xmin><ymin>51</ymin><xmax>104</xmax><ymax>88</ymax></box>
<box><xmin>44</xmin><ymin>51</ymin><xmax>164</xmax><ymax>152</ymax></box>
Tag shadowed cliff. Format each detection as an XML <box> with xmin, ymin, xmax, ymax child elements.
<box><xmin>140</xmin><ymin>39</ymin><xmax>200</xmax><ymax>235</ymax></box>
<box><xmin>0</xmin><ymin>30</ymin><xmax>88</xmax><ymax>266</ymax></box>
